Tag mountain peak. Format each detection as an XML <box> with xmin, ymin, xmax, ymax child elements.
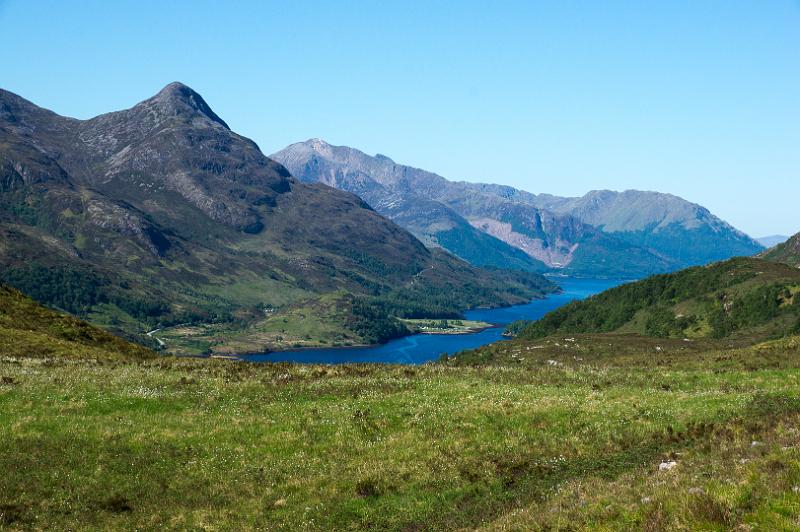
<box><xmin>141</xmin><ymin>82</ymin><xmax>229</xmax><ymax>129</ymax></box>
<box><xmin>306</xmin><ymin>137</ymin><xmax>332</xmax><ymax>149</ymax></box>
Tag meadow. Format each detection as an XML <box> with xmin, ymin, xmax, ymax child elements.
<box><xmin>3</xmin><ymin>334</ymin><xmax>800</xmax><ymax>530</ymax></box>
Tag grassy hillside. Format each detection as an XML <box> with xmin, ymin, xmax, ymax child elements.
<box><xmin>0</xmin><ymin>284</ymin><xmax>154</xmax><ymax>361</ymax></box>
<box><xmin>514</xmin><ymin>257</ymin><xmax>800</xmax><ymax>342</ymax></box>
<box><xmin>154</xmin><ymin>291</ymin><xmax>409</xmax><ymax>355</ymax></box>
<box><xmin>3</xmin><ymin>322</ymin><xmax>800</xmax><ymax>529</ymax></box>
<box><xmin>761</xmin><ymin>231</ymin><xmax>800</xmax><ymax>267</ymax></box>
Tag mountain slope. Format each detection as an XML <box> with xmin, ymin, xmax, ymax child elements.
<box><xmin>0</xmin><ymin>84</ymin><xmax>554</xmax><ymax>350</ymax></box>
<box><xmin>274</xmin><ymin>140</ymin><xmax>548</xmax><ymax>272</ymax></box>
<box><xmin>761</xmin><ymin>232</ymin><xmax>800</xmax><ymax>267</ymax></box>
<box><xmin>273</xmin><ymin>140</ymin><xmax>672</xmax><ymax>277</ymax></box>
<box><xmin>0</xmin><ymin>283</ymin><xmax>154</xmax><ymax>360</ymax></box>
<box><xmin>494</xmin><ymin>189</ymin><xmax>765</xmax><ymax>268</ymax></box>
<box><xmin>274</xmin><ymin>140</ymin><xmax>759</xmax><ymax>276</ymax></box>
<box><xmin>514</xmin><ymin>257</ymin><xmax>800</xmax><ymax>343</ymax></box>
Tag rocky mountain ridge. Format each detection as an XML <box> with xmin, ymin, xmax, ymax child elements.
<box><xmin>273</xmin><ymin>139</ymin><xmax>762</xmax><ymax>276</ymax></box>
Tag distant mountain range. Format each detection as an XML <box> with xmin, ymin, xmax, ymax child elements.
<box><xmin>272</xmin><ymin>139</ymin><xmax>763</xmax><ymax>277</ymax></box>
<box><xmin>0</xmin><ymin>84</ymin><xmax>553</xmax><ymax>350</ymax></box>
<box><xmin>757</xmin><ymin>235</ymin><xmax>790</xmax><ymax>248</ymax></box>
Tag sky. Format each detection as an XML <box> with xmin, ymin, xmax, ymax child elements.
<box><xmin>1</xmin><ymin>1</ymin><xmax>798</xmax><ymax>237</ymax></box>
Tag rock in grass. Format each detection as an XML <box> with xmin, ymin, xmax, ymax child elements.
<box><xmin>658</xmin><ymin>460</ymin><xmax>678</xmax><ymax>471</ymax></box>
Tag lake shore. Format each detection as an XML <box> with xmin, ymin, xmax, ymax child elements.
<box><xmin>242</xmin><ymin>278</ymin><xmax>626</xmax><ymax>364</ymax></box>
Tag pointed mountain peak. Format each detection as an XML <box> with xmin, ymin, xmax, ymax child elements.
<box><xmin>154</xmin><ymin>81</ymin><xmax>196</xmax><ymax>99</ymax></box>
<box><xmin>140</xmin><ymin>82</ymin><xmax>229</xmax><ymax>129</ymax></box>
<box><xmin>295</xmin><ymin>139</ymin><xmax>394</xmax><ymax>164</ymax></box>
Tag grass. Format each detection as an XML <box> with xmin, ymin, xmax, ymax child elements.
<box><xmin>156</xmin><ymin>292</ymin><xmax>370</xmax><ymax>355</ymax></box>
<box><xmin>3</xmin><ymin>334</ymin><xmax>800</xmax><ymax>529</ymax></box>
<box><xmin>0</xmin><ymin>285</ymin><xmax>153</xmax><ymax>362</ymax></box>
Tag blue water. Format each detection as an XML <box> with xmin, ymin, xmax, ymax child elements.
<box><xmin>242</xmin><ymin>278</ymin><xmax>625</xmax><ymax>365</ymax></box>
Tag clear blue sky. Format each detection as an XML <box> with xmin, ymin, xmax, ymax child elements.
<box><xmin>1</xmin><ymin>1</ymin><xmax>798</xmax><ymax>237</ymax></box>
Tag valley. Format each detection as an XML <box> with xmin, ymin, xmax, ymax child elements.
<box><xmin>2</xmin><ymin>192</ymin><xmax>799</xmax><ymax>530</ymax></box>
<box><xmin>242</xmin><ymin>277</ymin><xmax>622</xmax><ymax>364</ymax></box>
<box><xmin>2</xmin><ymin>4</ymin><xmax>797</xmax><ymax>530</ymax></box>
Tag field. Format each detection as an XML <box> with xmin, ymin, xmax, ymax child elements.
<box><xmin>3</xmin><ymin>333</ymin><xmax>800</xmax><ymax>530</ymax></box>
<box><xmin>154</xmin><ymin>292</ymin><xmax>368</xmax><ymax>356</ymax></box>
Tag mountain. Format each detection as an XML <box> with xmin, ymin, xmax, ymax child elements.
<box><xmin>0</xmin><ymin>84</ymin><xmax>555</xmax><ymax>351</ymax></box>
<box><xmin>761</xmin><ymin>232</ymin><xmax>800</xmax><ymax>268</ymax></box>
<box><xmin>757</xmin><ymin>235</ymin><xmax>790</xmax><ymax>248</ymax></box>
<box><xmin>272</xmin><ymin>139</ymin><xmax>548</xmax><ymax>272</ymax></box>
<box><xmin>272</xmin><ymin>140</ymin><xmax>760</xmax><ymax>277</ymax></box>
<box><xmin>273</xmin><ymin>140</ymin><xmax>673</xmax><ymax>277</ymax></box>
<box><xmin>490</xmin><ymin>189</ymin><xmax>764</xmax><ymax>268</ymax></box>
<box><xmin>0</xmin><ymin>283</ymin><xmax>154</xmax><ymax>360</ymax></box>
<box><xmin>513</xmin><ymin>257</ymin><xmax>800</xmax><ymax>343</ymax></box>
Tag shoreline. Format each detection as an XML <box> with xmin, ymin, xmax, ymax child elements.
<box><xmin>234</xmin><ymin>325</ymin><xmax>504</xmax><ymax>358</ymax></box>
<box><xmin>152</xmin><ymin>298</ymin><xmax>547</xmax><ymax>358</ymax></box>
<box><xmin>230</xmin><ymin>277</ymin><xmax>622</xmax><ymax>362</ymax></box>
<box><xmin>415</xmin><ymin>324</ymin><xmax>498</xmax><ymax>335</ymax></box>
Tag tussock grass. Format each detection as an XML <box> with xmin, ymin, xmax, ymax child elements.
<box><xmin>3</xmin><ymin>336</ymin><xmax>800</xmax><ymax>529</ymax></box>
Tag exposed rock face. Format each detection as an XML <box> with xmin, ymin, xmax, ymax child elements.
<box><xmin>0</xmin><ymin>85</ymin><xmax>428</xmax><ymax>265</ymax></box>
<box><xmin>485</xmin><ymin>188</ymin><xmax>764</xmax><ymax>267</ymax></box>
<box><xmin>273</xmin><ymin>139</ymin><xmax>763</xmax><ymax>276</ymax></box>
<box><xmin>468</xmin><ymin>218</ymin><xmax>578</xmax><ymax>267</ymax></box>
<box><xmin>274</xmin><ymin>141</ymin><xmax>662</xmax><ymax>276</ymax></box>
<box><xmin>274</xmin><ymin>140</ymin><xmax>550</xmax><ymax>272</ymax></box>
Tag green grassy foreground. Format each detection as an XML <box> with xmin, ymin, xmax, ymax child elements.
<box><xmin>3</xmin><ymin>336</ymin><xmax>800</xmax><ymax>530</ymax></box>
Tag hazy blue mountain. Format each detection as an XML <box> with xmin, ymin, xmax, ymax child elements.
<box><xmin>757</xmin><ymin>235</ymin><xmax>790</xmax><ymax>248</ymax></box>
<box><xmin>273</xmin><ymin>140</ymin><xmax>759</xmax><ymax>277</ymax></box>
<box><xmin>466</xmin><ymin>187</ymin><xmax>764</xmax><ymax>268</ymax></box>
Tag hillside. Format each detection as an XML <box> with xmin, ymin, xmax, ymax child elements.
<box><xmin>513</xmin><ymin>257</ymin><xmax>800</xmax><ymax>342</ymax></box>
<box><xmin>273</xmin><ymin>140</ymin><xmax>760</xmax><ymax>277</ymax></box>
<box><xmin>761</xmin><ymin>231</ymin><xmax>800</xmax><ymax>267</ymax></box>
<box><xmin>0</xmin><ymin>283</ymin><xmax>154</xmax><ymax>360</ymax></box>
